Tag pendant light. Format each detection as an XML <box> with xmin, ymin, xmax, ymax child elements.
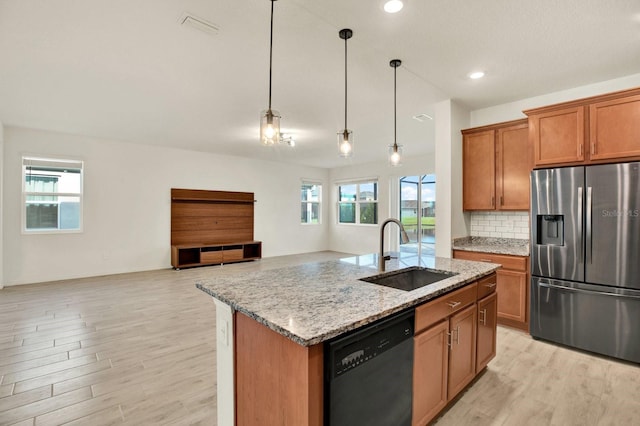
<box><xmin>337</xmin><ymin>28</ymin><xmax>354</xmax><ymax>158</ymax></box>
<box><xmin>260</xmin><ymin>0</ymin><xmax>281</xmax><ymax>146</ymax></box>
<box><xmin>389</xmin><ymin>59</ymin><xmax>403</xmax><ymax>166</ymax></box>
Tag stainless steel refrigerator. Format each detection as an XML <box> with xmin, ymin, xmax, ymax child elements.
<box><xmin>530</xmin><ymin>162</ymin><xmax>640</xmax><ymax>364</ymax></box>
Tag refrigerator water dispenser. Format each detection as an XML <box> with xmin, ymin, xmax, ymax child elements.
<box><xmin>536</xmin><ymin>215</ymin><xmax>564</xmax><ymax>245</ymax></box>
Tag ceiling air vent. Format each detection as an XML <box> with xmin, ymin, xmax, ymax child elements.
<box><xmin>179</xmin><ymin>12</ymin><xmax>220</xmax><ymax>36</ymax></box>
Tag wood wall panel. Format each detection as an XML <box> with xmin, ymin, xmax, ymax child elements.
<box><xmin>171</xmin><ymin>203</ymin><xmax>254</xmax><ymax>218</ymax></box>
<box><xmin>235</xmin><ymin>313</ymin><xmax>323</xmax><ymax>426</ymax></box>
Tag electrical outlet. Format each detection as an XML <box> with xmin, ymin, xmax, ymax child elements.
<box><xmin>219</xmin><ymin>319</ymin><xmax>229</xmax><ymax>347</ymax></box>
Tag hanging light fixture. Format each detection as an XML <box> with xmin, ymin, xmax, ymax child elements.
<box><xmin>389</xmin><ymin>59</ymin><xmax>403</xmax><ymax>166</ymax></box>
<box><xmin>337</xmin><ymin>28</ymin><xmax>354</xmax><ymax>158</ymax></box>
<box><xmin>260</xmin><ymin>0</ymin><xmax>281</xmax><ymax>146</ymax></box>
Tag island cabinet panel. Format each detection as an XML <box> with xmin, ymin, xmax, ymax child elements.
<box><xmin>589</xmin><ymin>94</ymin><xmax>640</xmax><ymax>161</ymax></box>
<box><xmin>412</xmin><ymin>320</ymin><xmax>449</xmax><ymax>426</ymax></box>
<box><xmin>235</xmin><ymin>313</ymin><xmax>323</xmax><ymax>426</ymax></box>
<box><xmin>447</xmin><ymin>304</ymin><xmax>477</xmax><ymax>400</ymax></box>
<box><xmin>413</xmin><ymin>282</ymin><xmax>482</xmax><ymax>426</ymax></box>
<box><xmin>476</xmin><ymin>292</ymin><xmax>498</xmax><ymax>372</ymax></box>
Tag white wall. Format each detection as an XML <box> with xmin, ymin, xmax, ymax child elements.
<box><xmin>328</xmin><ymin>154</ymin><xmax>436</xmax><ymax>255</ymax></box>
<box><xmin>3</xmin><ymin>126</ymin><xmax>329</xmax><ymax>286</ymax></box>
<box><xmin>434</xmin><ymin>100</ymin><xmax>470</xmax><ymax>258</ymax></box>
<box><xmin>470</xmin><ymin>73</ymin><xmax>640</xmax><ymax>127</ymax></box>
<box><xmin>0</xmin><ymin>121</ymin><xmax>3</xmax><ymax>289</ymax></box>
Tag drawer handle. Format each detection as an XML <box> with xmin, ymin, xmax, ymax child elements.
<box><xmin>447</xmin><ymin>326</ymin><xmax>460</xmax><ymax>347</ymax></box>
<box><xmin>447</xmin><ymin>301</ymin><xmax>461</xmax><ymax>309</ymax></box>
<box><xmin>484</xmin><ymin>283</ymin><xmax>497</xmax><ymax>289</ymax></box>
<box><xmin>479</xmin><ymin>309</ymin><xmax>487</xmax><ymax>325</ymax></box>
<box><xmin>479</xmin><ymin>259</ymin><xmax>492</xmax><ymax>262</ymax></box>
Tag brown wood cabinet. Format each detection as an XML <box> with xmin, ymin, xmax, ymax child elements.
<box><xmin>462</xmin><ymin>119</ymin><xmax>530</xmax><ymax>211</ymax></box>
<box><xmin>453</xmin><ymin>250</ymin><xmax>529</xmax><ymax>331</ymax></box>
<box><xmin>170</xmin><ymin>188</ymin><xmax>261</xmax><ymax>269</ymax></box>
<box><xmin>412</xmin><ymin>276</ymin><xmax>496</xmax><ymax>426</ymax></box>
<box><xmin>525</xmin><ymin>87</ymin><xmax>640</xmax><ymax>168</ymax></box>
<box><xmin>476</xmin><ymin>292</ymin><xmax>498</xmax><ymax>372</ymax></box>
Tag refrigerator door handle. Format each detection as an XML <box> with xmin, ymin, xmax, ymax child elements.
<box><xmin>577</xmin><ymin>187</ymin><xmax>583</xmax><ymax>264</ymax></box>
<box><xmin>586</xmin><ymin>186</ymin><xmax>593</xmax><ymax>264</ymax></box>
<box><xmin>538</xmin><ymin>281</ymin><xmax>640</xmax><ymax>300</ymax></box>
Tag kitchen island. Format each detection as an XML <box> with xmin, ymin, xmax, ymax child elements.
<box><xmin>196</xmin><ymin>252</ymin><xmax>500</xmax><ymax>426</ymax></box>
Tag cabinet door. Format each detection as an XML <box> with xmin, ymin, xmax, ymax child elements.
<box><xmin>412</xmin><ymin>320</ymin><xmax>449</xmax><ymax>426</ymax></box>
<box><xmin>496</xmin><ymin>123</ymin><xmax>530</xmax><ymax>210</ymax></box>
<box><xmin>447</xmin><ymin>304</ymin><xmax>477</xmax><ymax>401</ymax></box>
<box><xmin>496</xmin><ymin>269</ymin><xmax>527</xmax><ymax>323</ymax></box>
<box><xmin>530</xmin><ymin>106</ymin><xmax>585</xmax><ymax>166</ymax></box>
<box><xmin>590</xmin><ymin>94</ymin><xmax>640</xmax><ymax>161</ymax></box>
<box><xmin>476</xmin><ymin>292</ymin><xmax>497</xmax><ymax>372</ymax></box>
<box><xmin>463</xmin><ymin>130</ymin><xmax>496</xmax><ymax>210</ymax></box>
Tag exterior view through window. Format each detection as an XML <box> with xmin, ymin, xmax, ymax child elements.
<box><xmin>400</xmin><ymin>175</ymin><xmax>435</xmax><ymax>255</ymax></box>
<box><xmin>338</xmin><ymin>181</ymin><xmax>378</xmax><ymax>225</ymax></box>
<box><xmin>301</xmin><ymin>182</ymin><xmax>321</xmax><ymax>224</ymax></box>
<box><xmin>22</xmin><ymin>156</ymin><xmax>83</xmax><ymax>232</ymax></box>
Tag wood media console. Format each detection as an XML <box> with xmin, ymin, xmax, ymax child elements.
<box><xmin>170</xmin><ymin>188</ymin><xmax>261</xmax><ymax>269</ymax></box>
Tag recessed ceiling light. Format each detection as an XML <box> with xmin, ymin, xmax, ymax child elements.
<box><xmin>384</xmin><ymin>1</ymin><xmax>404</xmax><ymax>14</ymax></box>
<box><xmin>469</xmin><ymin>71</ymin><xmax>485</xmax><ymax>80</ymax></box>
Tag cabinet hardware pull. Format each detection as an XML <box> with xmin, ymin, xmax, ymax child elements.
<box><xmin>500</xmin><ymin>196</ymin><xmax>504</xmax><ymax>206</ymax></box>
<box><xmin>479</xmin><ymin>259</ymin><xmax>492</xmax><ymax>262</ymax></box>
<box><xmin>454</xmin><ymin>326</ymin><xmax>460</xmax><ymax>345</ymax></box>
<box><xmin>447</xmin><ymin>331</ymin><xmax>453</xmax><ymax>347</ymax></box>
<box><xmin>485</xmin><ymin>283</ymin><xmax>497</xmax><ymax>289</ymax></box>
<box><xmin>479</xmin><ymin>309</ymin><xmax>487</xmax><ymax>325</ymax></box>
<box><xmin>579</xmin><ymin>144</ymin><xmax>583</xmax><ymax>156</ymax></box>
<box><xmin>592</xmin><ymin>143</ymin><xmax>596</xmax><ymax>155</ymax></box>
<box><xmin>447</xmin><ymin>301</ymin><xmax>461</xmax><ymax>309</ymax></box>
<box><xmin>491</xmin><ymin>196</ymin><xmax>495</xmax><ymax>207</ymax></box>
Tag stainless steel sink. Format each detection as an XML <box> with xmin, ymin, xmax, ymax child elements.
<box><xmin>360</xmin><ymin>266</ymin><xmax>458</xmax><ymax>291</ymax></box>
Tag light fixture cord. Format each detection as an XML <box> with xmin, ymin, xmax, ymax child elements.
<box><xmin>393</xmin><ymin>63</ymin><xmax>397</xmax><ymax>149</ymax></box>
<box><xmin>344</xmin><ymin>33</ymin><xmax>348</xmax><ymax>130</ymax></box>
<box><xmin>268</xmin><ymin>0</ymin><xmax>275</xmax><ymax>110</ymax></box>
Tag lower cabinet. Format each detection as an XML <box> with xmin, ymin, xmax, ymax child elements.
<box><xmin>412</xmin><ymin>276</ymin><xmax>495</xmax><ymax>426</ymax></box>
<box><xmin>453</xmin><ymin>250</ymin><xmax>529</xmax><ymax>331</ymax></box>
<box><xmin>476</xmin><ymin>292</ymin><xmax>498</xmax><ymax>372</ymax></box>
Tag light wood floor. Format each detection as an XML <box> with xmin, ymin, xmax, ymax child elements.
<box><xmin>1</xmin><ymin>252</ymin><xmax>639</xmax><ymax>425</ymax></box>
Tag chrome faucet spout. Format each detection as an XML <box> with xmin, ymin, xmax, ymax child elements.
<box><xmin>379</xmin><ymin>218</ymin><xmax>410</xmax><ymax>272</ymax></box>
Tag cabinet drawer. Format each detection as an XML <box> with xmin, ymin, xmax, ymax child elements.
<box><xmin>476</xmin><ymin>273</ymin><xmax>497</xmax><ymax>300</ymax></box>
<box><xmin>416</xmin><ymin>283</ymin><xmax>477</xmax><ymax>333</ymax></box>
<box><xmin>201</xmin><ymin>250</ymin><xmax>223</xmax><ymax>264</ymax></box>
<box><xmin>453</xmin><ymin>250</ymin><xmax>527</xmax><ymax>272</ymax></box>
<box><xmin>224</xmin><ymin>248</ymin><xmax>244</xmax><ymax>262</ymax></box>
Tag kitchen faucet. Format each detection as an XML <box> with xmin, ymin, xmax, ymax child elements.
<box><xmin>379</xmin><ymin>218</ymin><xmax>411</xmax><ymax>272</ymax></box>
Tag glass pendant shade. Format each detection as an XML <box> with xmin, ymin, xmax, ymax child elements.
<box><xmin>389</xmin><ymin>143</ymin><xmax>403</xmax><ymax>166</ymax></box>
<box><xmin>337</xmin><ymin>129</ymin><xmax>353</xmax><ymax>157</ymax></box>
<box><xmin>260</xmin><ymin>109</ymin><xmax>281</xmax><ymax>145</ymax></box>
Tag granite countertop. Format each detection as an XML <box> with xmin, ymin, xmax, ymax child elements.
<box><xmin>452</xmin><ymin>236</ymin><xmax>530</xmax><ymax>257</ymax></box>
<box><xmin>196</xmin><ymin>253</ymin><xmax>499</xmax><ymax>347</ymax></box>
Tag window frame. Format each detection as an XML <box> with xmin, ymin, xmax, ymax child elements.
<box><xmin>22</xmin><ymin>156</ymin><xmax>84</xmax><ymax>234</ymax></box>
<box><xmin>300</xmin><ymin>181</ymin><xmax>322</xmax><ymax>225</ymax></box>
<box><xmin>336</xmin><ymin>180</ymin><xmax>379</xmax><ymax>226</ymax></box>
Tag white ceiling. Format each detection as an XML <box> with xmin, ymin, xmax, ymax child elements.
<box><xmin>1</xmin><ymin>0</ymin><xmax>639</xmax><ymax>168</ymax></box>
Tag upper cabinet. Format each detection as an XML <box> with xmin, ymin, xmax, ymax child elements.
<box><xmin>525</xmin><ymin>87</ymin><xmax>640</xmax><ymax>167</ymax></box>
<box><xmin>462</xmin><ymin>119</ymin><xmax>530</xmax><ymax>211</ymax></box>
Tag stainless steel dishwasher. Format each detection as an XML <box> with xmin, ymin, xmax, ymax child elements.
<box><xmin>325</xmin><ymin>309</ymin><xmax>414</xmax><ymax>426</ymax></box>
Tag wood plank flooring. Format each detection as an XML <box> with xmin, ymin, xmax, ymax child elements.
<box><xmin>1</xmin><ymin>251</ymin><xmax>639</xmax><ymax>425</ymax></box>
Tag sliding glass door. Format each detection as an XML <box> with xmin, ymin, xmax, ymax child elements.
<box><xmin>399</xmin><ymin>175</ymin><xmax>435</xmax><ymax>256</ymax></box>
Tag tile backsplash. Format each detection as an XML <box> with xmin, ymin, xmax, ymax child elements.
<box><xmin>470</xmin><ymin>211</ymin><xmax>530</xmax><ymax>240</ymax></box>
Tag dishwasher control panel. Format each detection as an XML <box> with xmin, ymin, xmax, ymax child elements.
<box><xmin>327</xmin><ymin>310</ymin><xmax>414</xmax><ymax>378</ymax></box>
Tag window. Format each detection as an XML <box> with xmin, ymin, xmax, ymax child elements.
<box><xmin>399</xmin><ymin>175</ymin><xmax>435</xmax><ymax>255</ymax></box>
<box><xmin>301</xmin><ymin>182</ymin><xmax>321</xmax><ymax>224</ymax></box>
<box><xmin>337</xmin><ymin>181</ymin><xmax>378</xmax><ymax>224</ymax></box>
<box><xmin>22</xmin><ymin>156</ymin><xmax>83</xmax><ymax>233</ymax></box>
